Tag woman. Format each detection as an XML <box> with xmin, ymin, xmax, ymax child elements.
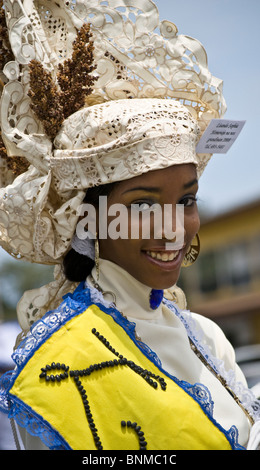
<box><xmin>0</xmin><ymin>0</ymin><xmax>259</xmax><ymax>450</ymax></box>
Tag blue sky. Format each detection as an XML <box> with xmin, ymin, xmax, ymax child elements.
<box><xmin>158</xmin><ymin>0</ymin><xmax>260</xmax><ymax>215</ymax></box>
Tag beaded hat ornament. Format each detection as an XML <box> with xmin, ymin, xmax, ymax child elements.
<box><xmin>0</xmin><ymin>0</ymin><xmax>226</xmax><ymax>330</ymax></box>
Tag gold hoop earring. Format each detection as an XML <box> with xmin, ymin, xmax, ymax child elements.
<box><xmin>95</xmin><ymin>235</ymin><xmax>100</xmax><ymax>280</ymax></box>
<box><xmin>182</xmin><ymin>233</ymin><xmax>200</xmax><ymax>267</ymax></box>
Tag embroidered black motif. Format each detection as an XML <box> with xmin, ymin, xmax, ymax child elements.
<box><xmin>121</xmin><ymin>420</ymin><xmax>147</xmax><ymax>450</ymax></box>
<box><xmin>91</xmin><ymin>328</ymin><xmax>167</xmax><ymax>391</ymax></box>
<box><xmin>39</xmin><ymin>362</ymin><xmax>69</xmax><ymax>382</ymax></box>
<box><xmin>73</xmin><ymin>371</ymin><xmax>103</xmax><ymax>450</ymax></box>
<box><xmin>39</xmin><ymin>328</ymin><xmax>167</xmax><ymax>450</ymax></box>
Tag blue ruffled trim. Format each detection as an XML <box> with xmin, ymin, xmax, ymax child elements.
<box><xmin>9</xmin><ymin>395</ymin><xmax>70</xmax><ymax>450</ymax></box>
<box><xmin>0</xmin><ymin>283</ymin><xmax>88</xmax><ymax>449</ymax></box>
<box><xmin>0</xmin><ymin>282</ymin><xmax>245</xmax><ymax>450</ymax></box>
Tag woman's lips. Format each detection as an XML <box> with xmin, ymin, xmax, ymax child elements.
<box><xmin>146</xmin><ymin>250</ymin><xmax>180</xmax><ymax>261</ymax></box>
<box><xmin>142</xmin><ymin>247</ymin><xmax>184</xmax><ymax>270</ymax></box>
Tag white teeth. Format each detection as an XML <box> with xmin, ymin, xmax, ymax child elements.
<box><xmin>146</xmin><ymin>250</ymin><xmax>179</xmax><ymax>262</ymax></box>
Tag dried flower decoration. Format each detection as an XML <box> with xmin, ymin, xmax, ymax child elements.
<box><xmin>28</xmin><ymin>23</ymin><xmax>97</xmax><ymax>140</ymax></box>
<box><xmin>28</xmin><ymin>60</ymin><xmax>64</xmax><ymax>141</ymax></box>
<box><xmin>57</xmin><ymin>23</ymin><xmax>98</xmax><ymax>119</ymax></box>
<box><xmin>0</xmin><ymin>0</ymin><xmax>14</xmax><ymax>73</ymax></box>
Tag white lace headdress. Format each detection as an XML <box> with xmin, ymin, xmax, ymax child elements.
<box><xmin>0</xmin><ymin>0</ymin><xmax>226</xmax><ymax>330</ymax></box>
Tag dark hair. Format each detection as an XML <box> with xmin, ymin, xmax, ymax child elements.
<box><xmin>63</xmin><ymin>182</ymin><xmax>117</xmax><ymax>282</ymax></box>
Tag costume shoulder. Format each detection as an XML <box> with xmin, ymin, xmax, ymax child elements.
<box><xmin>189</xmin><ymin>311</ymin><xmax>247</xmax><ymax>386</ymax></box>
<box><xmin>0</xmin><ymin>284</ymin><xmax>241</xmax><ymax>450</ymax></box>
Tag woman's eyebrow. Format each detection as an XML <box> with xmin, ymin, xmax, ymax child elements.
<box><xmin>122</xmin><ymin>178</ymin><xmax>198</xmax><ymax>195</ymax></box>
<box><xmin>122</xmin><ymin>187</ymin><xmax>160</xmax><ymax>195</ymax></box>
<box><xmin>183</xmin><ymin>178</ymin><xmax>198</xmax><ymax>189</ymax></box>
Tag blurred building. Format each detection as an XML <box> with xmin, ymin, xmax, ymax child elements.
<box><xmin>179</xmin><ymin>199</ymin><xmax>260</xmax><ymax>348</ymax></box>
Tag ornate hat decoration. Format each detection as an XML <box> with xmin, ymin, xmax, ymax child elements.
<box><xmin>0</xmin><ymin>0</ymin><xmax>226</xmax><ymax>330</ymax></box>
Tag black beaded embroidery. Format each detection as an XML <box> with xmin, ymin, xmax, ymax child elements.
<box><xmin>121</xmin><ymin>420</ymin><xmax>147</xmax><ymax>450</ymax></box>
<box><xmin>39</xmin><ymin>362</ymin><xmax>69</xmax><ymax>382</ymax></box>
<box><xmin>39</xmin><ymin>328</ymin><xmax>167</xmax><ymax>450</ymax></box>
<box><xmin>91</xmin><ymin>328</ymin><xmax>167</xmax><ymax>391</ymax></box>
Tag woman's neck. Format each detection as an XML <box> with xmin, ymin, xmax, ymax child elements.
<box><xmin>88</xmin><ymin>258</ymin><xmax>164</xmax><ymax>319</ymax></box>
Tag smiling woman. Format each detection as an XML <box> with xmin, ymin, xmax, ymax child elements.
<box><xmin>0</xmin><ymin>0</ymin><xmax>260</xmax><ymax>452</ymax></box>
<box><xmin>97</xmin><ymin>164</ymin><xmax>199</xmax><ymax>290</ymax></box>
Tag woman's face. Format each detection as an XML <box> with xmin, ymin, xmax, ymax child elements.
<box><xmin>98</xmin><ymin>163</ymin><xmax>200</xmax><ymax>289</ymax></box>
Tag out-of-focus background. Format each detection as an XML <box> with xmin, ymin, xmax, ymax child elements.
<box><xmin>1</xmin><ymin>0</ymin><xmax>260</xmax><ymax>449</ymax></box>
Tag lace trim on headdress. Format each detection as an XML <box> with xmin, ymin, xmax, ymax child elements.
<box><xmin>0</xmin><ymin>0</ymin><xmax>226</xmax><ymax>267</ymax></box>
<box><xmin>0</xmin><ymin>283</ymin><xmax>244</xmax><ymax>450</ymax></box>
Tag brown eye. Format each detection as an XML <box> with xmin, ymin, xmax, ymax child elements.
<box><xmin>179</xmin><ymin>195</ymin><xmax>197</xmax><ymax>207</ymax></box>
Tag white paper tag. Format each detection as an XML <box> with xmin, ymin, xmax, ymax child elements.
<box><xmin>196</xmin><ymin>119</ymin><xmax>246</xmax><ymax>154</ymax></box>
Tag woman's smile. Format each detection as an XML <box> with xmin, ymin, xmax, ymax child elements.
<box><xmin>142</xmin><ymin>245</ymin><xmax>185</xmax><ymax>269</ymax></box>
<box><xmin>145</xmin><ymin>249</ymin><xmax>181</xmax><ymax>262</ymax></box>
<box><xmin>98</xmin><ymin>163</ymin><xmax>200</xmax><ymax>289</ymax></box>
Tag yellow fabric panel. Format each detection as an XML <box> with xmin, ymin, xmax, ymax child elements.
<box><xmin>10</xmin><ymin>305</ymin><xmax>232</xmax><ymax>450</ymax></box>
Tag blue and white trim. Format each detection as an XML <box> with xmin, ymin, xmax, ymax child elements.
<box><xmin>0</xmin><ymin>282</ymin><xmax>248</xmax><ymax>450</ymax></box>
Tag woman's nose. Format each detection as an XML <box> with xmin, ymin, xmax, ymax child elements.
<box><xmin>161</xmin><ymin>204</ymin><xmax>185</xmax><ymax>249</ymax></box>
